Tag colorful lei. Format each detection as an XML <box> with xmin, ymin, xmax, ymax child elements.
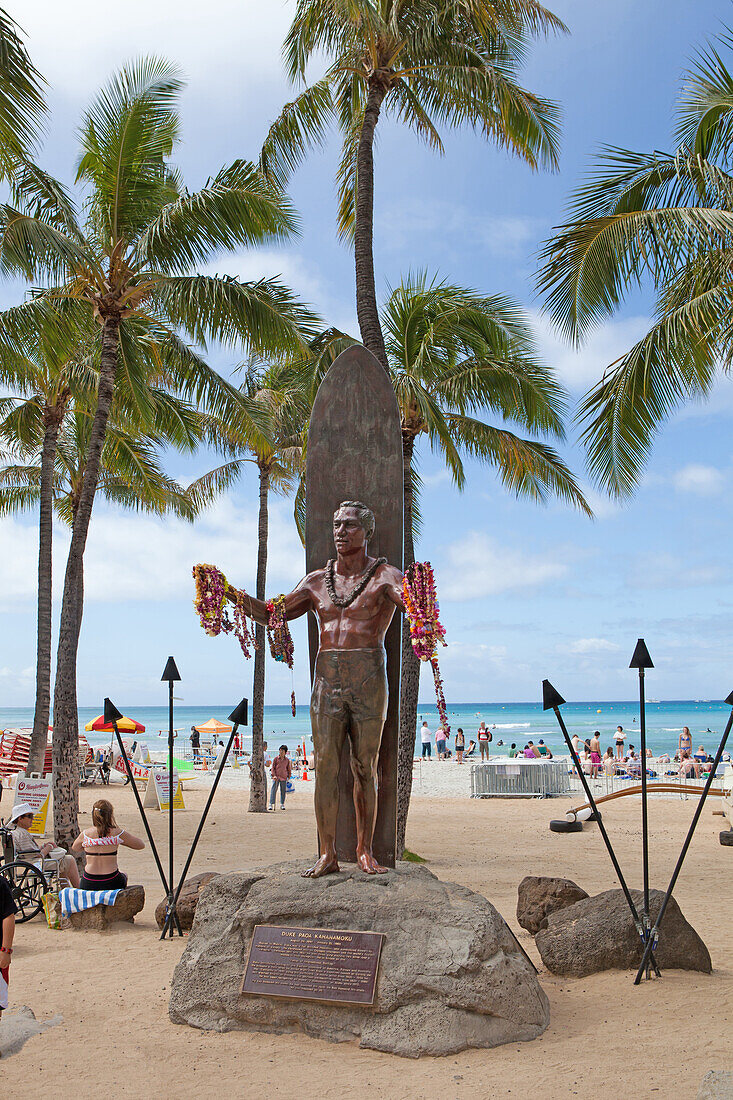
<box><xmin>403</xmin><ymin>561</ymin><xmax>449</xmax><ymax>733</ymax></box>
<box><xmin>266</xmin><ymin>594</ymin><xmax>294</xmax><ymax>668</ymax></box>
<box><xmin>192</xmin><ymin>563</ymin><xmax>256</xmax><ymax>659</ymax></box>
<box><xmin>266</xmin><ymin>594</ymin><xmax>297</xmax><ymax>716</ymax></box>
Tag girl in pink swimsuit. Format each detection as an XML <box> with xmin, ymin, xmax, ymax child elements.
<box><xmin>72</xmin><ymin>799</ymin><xmax>144</xmax><ymax>891</ymax></box>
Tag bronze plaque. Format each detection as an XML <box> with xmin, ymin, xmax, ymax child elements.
<box><xmin>241</xmin><ymin>924</ymin><xmax>384</xmax><ymax>1005</ymax></box>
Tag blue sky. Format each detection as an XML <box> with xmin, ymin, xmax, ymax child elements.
<box><xmin>2</xmin><ymin>0</ymin><xmax>733</xmax><ymax>708</ymax></box>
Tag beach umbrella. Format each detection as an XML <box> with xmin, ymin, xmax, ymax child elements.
<box><xmin>193</xmin><ymin>718</ymin><xmax>232</xmax><ymax>735</ymax></box>
<box><xmin>85</xmin><ymin>713</ymin><xmax>146</xmax><ymax>733</ymax></box>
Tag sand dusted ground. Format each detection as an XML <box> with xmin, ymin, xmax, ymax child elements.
<box><xmin>1</xmin><ymin>775</ymin><xmax>731</xmax><ymax>1098</ymax></box>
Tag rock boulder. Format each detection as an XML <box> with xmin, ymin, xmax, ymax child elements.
<box><xmin>155</xmin><ymin>872</ymin><xmax>221</xmax><ymax>931</ymax></box>
<box><xmin>535</xmin><ymin>888</ymin><xmax>711</xmax><ymax>976</ymax></box>
<box><xmin>169</xmin><ymin>861</ymin><xmax>549</xmax><ymax>1057</ymax></box>
<box><xmin>516</xmin><ymin>875</ymin><xmax>588</xmax><ymax>934</ymax></box>
<box><xmin>68</xmin><ymin>885</ymin><xmax>145</xmax><ymax>930</ymax></box>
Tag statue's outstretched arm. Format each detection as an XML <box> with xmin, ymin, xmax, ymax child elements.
<box><xmin>382</xmin><ymin>566</ymin><xmax>406</xmax><ymax>612</ymax></box>
<box><xmin>225</xmin><ymin>578</ymin><xmax>312</xmax><ymax>625</ymax></box>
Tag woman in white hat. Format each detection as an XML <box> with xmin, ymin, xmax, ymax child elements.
<box><xmin>8</xmin><ymin>803</ymin><xmax>80</xmax><ymax>888</ymax></box>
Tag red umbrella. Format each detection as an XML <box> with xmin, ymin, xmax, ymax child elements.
<box><xmin>84</xmin><ymin>714</ymin><xmax>146</xmax><ymax>733</ymax></box>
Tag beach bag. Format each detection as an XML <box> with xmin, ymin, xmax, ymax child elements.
<box><xmin>286</xmin><ymin>780</ymin><xmax>295</xmax><ymax>793</ymax></box>
<box><xmin>42</xmin><ymin>891</ymin><xmax>62</xmax><ymax>930</ymax></box>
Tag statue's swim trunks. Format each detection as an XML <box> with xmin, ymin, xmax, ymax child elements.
<box><xmin>311</xmin><ymin>648</ymin><xmax>388</xmax><ymax>723</ymax></box>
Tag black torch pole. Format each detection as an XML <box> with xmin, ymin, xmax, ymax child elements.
<box><xmin>630</xmin><ymin>639</ymin><xmax>654</xmax><ymax>978</ymax></box>
<box><xmin>159</xmin><ymin>698</ymin><xmax>248</xmax><ymax>939</ymax></box>
<box><xmin>542</xmin><ymin>680</ymin><xmax>660</xmax><ymax>977</ymax></box>
<box><xmin>160</xmin><ymin>658</ymin><xmax>182</xmax><ymax>940</ymax></box>
<box><xmin>634</xmin><ymin>695</ymin><xmax>733</xmax><ymax>984</ymax></box>
<box><xmin>105</xmin><ymin>700</ymin><xmax>170</xmax><ymax>898</ymax></box>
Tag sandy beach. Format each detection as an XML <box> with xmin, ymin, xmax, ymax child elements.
<box><xmin>1</xmin><ymin>768</ymin><xmax>730</xmax><ymax>1099</ymax></box>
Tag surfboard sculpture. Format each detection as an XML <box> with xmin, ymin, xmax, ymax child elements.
<box><xmin>305</xmin><ymin>344</ymin><xmax>403</xmax><ymax>867</ymax></box>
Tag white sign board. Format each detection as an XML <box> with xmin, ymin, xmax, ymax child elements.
<box><xmin>143</xmin><ymin>768</ymin><xmax>185</xmax><ymax>811</ymax></box>
<box><xmin>14</xmin><ymin>774</ymin><xmax>52</xmax><ymax>834</ymax></box>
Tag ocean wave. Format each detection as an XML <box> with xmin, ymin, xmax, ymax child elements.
<box><xmin>489</xmin><ymin>722</ymin><xmax>531</xmax><ymax>729</ymax></box>
<box><xmin>663</xmin><ymin>728</ymin><xmax>683</xmax><ymax>732</ymax></box>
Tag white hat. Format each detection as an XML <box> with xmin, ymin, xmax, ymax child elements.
<box><xmin>9</xmin><ymin>802</ymin><xmax>34</xmax><ymax>823</ymax></box>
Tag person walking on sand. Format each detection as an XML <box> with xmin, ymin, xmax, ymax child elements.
<box><xmin>0</xmin><ymin>875</ymin><xmax>16</xmax><ymax>1017</ymax></box>
<box><xmin>615</xmin><ymin>726</ymin><xmax>626</xmax><ymax>760</ymax></box>
<box><xmin>455</xmin><ymin>728</ymin><xmax>465</xmax><ymax>764</ymax></box>
<box><xmin>420</xmin><ymin>721</ymin><xmax>432</xmax><ymax>759</ymax></box>
<box><xmin>478</xmin><ymin>722</ymin><xmax>492</xmax><ymax>761</ymax></box>
<box><xmin>435</xmin><ymin>726</ymin><xmax>447</xmax><ymax>760</ymax></box>
<box><xmin>269</xmin><ymin>745</ymin><xmax>292</xmax><ymax>810</ymax></box>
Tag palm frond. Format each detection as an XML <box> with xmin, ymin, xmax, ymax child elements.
<box><xmin>137</xmin><ymin>159</ymin><xmax>299</xmax><ymax>272</ymax></box>
<box><xmin>76</xmin><ymin>56</ymin><xmax>183</xmax><ymax>244</ymax></box>
<box><xmin>445</xmin><ymin>413</ymin><xmax>592</xmax><ymax>514</ymax></box>
<box><xmin>152</xmin><ymin>273</ymin><xmax>319</xmax><ymax>355</ymax></box>
<box><xmin>259</xmin><ymin>80</ymin><xmax>335</xmax><ymax>189</ymax></box>
<box><xmin>0</xmin><ymin>10</ymin><xmax>47</xmax><ymax>174</ymax></box>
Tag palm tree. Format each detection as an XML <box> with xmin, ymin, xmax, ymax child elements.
<box><xmin>0</xmin><ymin>407</ymin><xmax>204</xmax><ymax>760</ymax></box>
<box><xmin>536</xmin><ymin>28</ymin><xmax>733</xmax><ymax>498</ymax></box>
<box><xmin>0</xmin><ymin>58</ymin><xmax>318</xmax><ymax>846</ymax></box>
<box><xmin>383</xmin><ymin>273</ymin><xmax>590</xmax><ymax>851</ymax></box>
<box><xmin>0</xmin><ymin>302</ymin><xmax>86</xmax><ymax>772</ymax></box>
<box><xmin>0</xmin><ymin>347</ymin><xmax>216</xmax><ymax>775</ymax></box>
<box><xmin>261</xmin><ymin>0</ymin><xmax>565</xmax><ymax>371</ymax></box>
<box><xmin>188</xmin><ymin>362</ymin><xmax>310</xmax><ymax>812</ymax></box>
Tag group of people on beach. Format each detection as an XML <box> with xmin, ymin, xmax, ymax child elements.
<box><xmin>1</xmin><ymin>797</ymin><xmax>145</xmax><ymax>1017</ymax></box>
<box><xmin>418</xmin><ymin>721</ymin><xmax>558</xmax><ymax>765</ymax></box>
<box><xmin>569</xmin><ymin>724</ymin><xmax>725</xmax><ymax>780</ymax></box>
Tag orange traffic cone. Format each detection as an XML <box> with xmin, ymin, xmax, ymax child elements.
<box><xmin>302</xmin><ymin>764</ymin><xmax>309</xmax><ymax>781</ymax></box>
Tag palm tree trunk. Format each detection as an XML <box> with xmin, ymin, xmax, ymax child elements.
<box><xmin>355</xmin><ymin>78</ymin><xmax>389</xmax><ymax>373</ymax></box>
<box><xmin>396</xmin><ymin>434</ymin><xmax>419</xmax><ymax>857</ymax></box>
<box><xmin>28</xmin><ymin>405</ymin><xmax>64</xmax><ymax>774</ymax></box>
<box><xmin>249</xmin><ymin>462</ymin><xmax>270</xmax><ymax>812</ymax></box>
<box><xmin>52</xmin><ymin>317</ymin><xmax>120</xmax><ymax>849</ymax></box>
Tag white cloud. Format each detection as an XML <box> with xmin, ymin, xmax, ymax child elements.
<box><xmin>0</xmin><ymin>497</ymin><xmax>305</xmax><ymax>608</ymax></box>
<box><xmin>568</xmin><ymin>637</ymin><xmax>620</xmax><ymax>654</ymax></box>
<box><xmin>672</xmin><ymin>464</ymin><xmax>725</xmax><ymax>496</ymax></box>
<box><xmin>440</xmin><ymin>532</ymin><xmax>568</xmax><ymax>600</ymax></box>
<box><xmin>19</xmin><ymin>1</ymin><xmax>293</xmax><ymax>96</ymax></box>
<box><xmin>531</xmin><ymin>311</ymin><xmax>651</xmax><ymax>393</ymax></box>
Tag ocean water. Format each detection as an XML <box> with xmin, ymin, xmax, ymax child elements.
<box><xmin>0</xmin><ymin>699</ymin><xmax>728</xmax><ymax>758</ymax></box>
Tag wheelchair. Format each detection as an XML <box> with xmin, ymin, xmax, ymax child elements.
<box><xmin>0</xmin><ymin>821</ymin><xmax>71</xmax><ymax>922</ymax></box>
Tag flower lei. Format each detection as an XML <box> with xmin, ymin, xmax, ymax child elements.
<box><xmin>402</xmin><ymin>562</ymin><xmax>449</xmax><ymax>733</ymax></box>
<box><xmin>193</xmin><ymin>563</ymin><xmax>256</xmax><ymax>660</ymax></box>
<box><xmin>266</xmin><ymin>594</ymin><xmax>297</xmax><ymax>716</ymax></box>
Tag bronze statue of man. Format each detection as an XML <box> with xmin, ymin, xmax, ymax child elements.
<box><xmin>234</xmin><ymin>501</ymin><xmax>405</xmax><ymax>878</ymax></box>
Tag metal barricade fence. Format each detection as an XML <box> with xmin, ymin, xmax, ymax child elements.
<box><xmin>470</xmin><ymin>761</ymin><xmax>571</xmax><ymax>798</ymax></box>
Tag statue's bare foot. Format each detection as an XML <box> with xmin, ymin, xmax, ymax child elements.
<box><xmin>356</xmin><ymin>849</ymin><xmax>388</xmax><ymax>875</ymax></box>
<box><xmin>301</xmin><ymin>854</ymin><xmax>340</xmax><ymax>878</ymax></box>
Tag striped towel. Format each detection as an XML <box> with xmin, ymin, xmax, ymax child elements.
<box><xmin>59</xmin><ymin>888</ymin><xmax>120</xmax><ymax>916</ymax></box>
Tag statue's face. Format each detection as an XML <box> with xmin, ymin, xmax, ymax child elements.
<box><xmin>333</xmin><ymin>507</ymin><xmax>366</xmax><ymax>555</ymax></box>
